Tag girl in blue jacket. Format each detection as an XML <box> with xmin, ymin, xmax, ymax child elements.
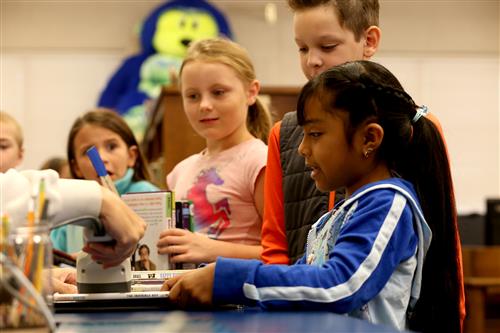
<box><xmin>51</xmin><ymin>109</ymin><xmax>158</xmax><ymax>253</ymax></box>
<box><xmin>162</xmin><ymin>61</ymin><xmax>461</xmax><ymax>332</ymax></box>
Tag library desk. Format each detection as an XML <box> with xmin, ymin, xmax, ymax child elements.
<box><xmin>54</xmin><ymin>308</ymin><xmax>408</xmax><ymax>333</ymax></box>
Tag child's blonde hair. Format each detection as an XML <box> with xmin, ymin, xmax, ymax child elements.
<box><xmin>0</xmin><ymin>111</ymin><xmax>23</xmax><ymax>148</ymax></box>
<box><xmin>288</xmin><ymin>0</ymin><xmax>379</xmax><ymax>42</ymax></box>
<box><xmin>180</xmin><ymin>38</ymin><xmax>272</xmax><ymax>143</ymax></box>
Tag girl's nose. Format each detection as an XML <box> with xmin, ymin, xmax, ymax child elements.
<box><xmin>199</xmin><ymin>95</ymin><xmax>212</xmax><ymax>112</ymax></box>
<box><xmin>298</xmin><ymin>136</ymin><xmax>308</xmax><ymax>158</ymax></box>
<box><xmin>97</xmin><ymin>148</ymin><xmax>110</xmax><ymax>163</ymax></box>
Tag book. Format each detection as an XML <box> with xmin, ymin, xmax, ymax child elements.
<box><xmin>121</xmin><ymin>191</ymin><xmax>175</xmax><ymax>270</ymax></box>
<box><xmin>131</xmin><ymin>284</ymin><xmax>163</xmax><ymax>292</ymax></box>
<box><xmin>175</xmin><ymin>200</ymin><xmax>194</xmax><ymax>231</ymax></box>
<box><xmin>174</xmin><ymin>200</ymin><xmax>196</xmax><ymax>270</ymax></box>
<box><xmin>53</xmin><ymin>291</ymin><xmax>169</xmax><ymax>302</ymax></box>
<box><xmin>52</xmin><ymin>270</ymin><xmax>183</xmax><ymax>311</ymax></box>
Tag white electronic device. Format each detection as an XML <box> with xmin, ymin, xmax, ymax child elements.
<box><xmin>51</xmin><ymin>216</ymin><xmax>132</xmax><ymax>293</ymax></box>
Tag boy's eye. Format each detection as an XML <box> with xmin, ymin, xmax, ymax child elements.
<box><xmin>321</xmin><ymin>44</ymin><xmax>338</xmax><ymax>52</ymax></box>
<box><xmin>213</xmin><ymin>89</ymin><xmax>225</xmax><ymax>96</ymax></box>
<box><xmin>298</xmin><ymin>47</ymin><xmax>308</xmax><ymax>54</ymax></box>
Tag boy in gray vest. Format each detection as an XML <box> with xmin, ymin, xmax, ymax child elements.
<box><xmin>261</xmin><ymin>0</ymin><xmax>380</xmax><ymax>264</ymax></box>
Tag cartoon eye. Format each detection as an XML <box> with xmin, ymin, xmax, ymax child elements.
<box><xmin>179</xmin><ymin>18</ymin><xmax>186</xmax><ymax>28</ymax></box>
<box><xmin>192</xmin><ymin>20</ymin><xmax>199</xmax><ymax>29</ymax></box>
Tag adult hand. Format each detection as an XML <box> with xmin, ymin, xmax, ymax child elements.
<box><xmin>161</xmin><ymin>263</ymin><xmax>215</xmax><ymax>308</ymax></box>
<box><xmin>50</xmin><ymin>267</ymin><xmax>77</xmax><ymax>294</ymax></box>
<box><xmin>157</xmin><ymin>228</ymin><xmax>216</xmax><ymax>264</ymax></box>
<box><xmin>82</xmin><ymin>187</ymin><xmax>146</xmax><ymax>268</ymax></box>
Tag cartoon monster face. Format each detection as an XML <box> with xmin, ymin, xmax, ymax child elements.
<box><xmin>153</xmin><ymin>9</ymin><xmax>219</xmax><ymax>58</ymax></box>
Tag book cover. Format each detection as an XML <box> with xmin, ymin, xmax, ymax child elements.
<box><xmin>122</xmin><ymin>191</ymin><xmax>175</xmax><ymax>270</ymax></box>
<box><xmin>181</xmin><ymin>200</ymin><xmax>195</xmax><ymax>231</ymax></box>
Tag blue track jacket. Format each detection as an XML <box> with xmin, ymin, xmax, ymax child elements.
<box><xmin>213</xmin><ymin>178</ymin><xmax>431</xmax><ymax>330</ymax></box>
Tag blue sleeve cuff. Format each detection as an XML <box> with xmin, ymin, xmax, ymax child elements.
<box><xmin>213</xmin><ymin>257</ymin><xmax>261</xmax><ymax>306</ymax></box>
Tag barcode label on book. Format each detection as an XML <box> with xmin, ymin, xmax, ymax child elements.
<box><xmin>132</xmin><ymin>270</ymin><xmax>190</xmax><ymax>280</ymax></box>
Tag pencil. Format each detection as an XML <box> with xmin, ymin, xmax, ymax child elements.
<box><xmin>37</xmin><ymin>178</ymin><xmax>46</xmax><ymax>223</ymax></box>
<box><xmin>1</xmin><ymin>214</ymin><xmax>8</xmax><ymax>253</ymax></box>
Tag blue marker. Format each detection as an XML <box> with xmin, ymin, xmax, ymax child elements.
<box><xmin>86</xmin><ymin>146</ymin><xmax>119</xmax><ymax>195</ymax></box>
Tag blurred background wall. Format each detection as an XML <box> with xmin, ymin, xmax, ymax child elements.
<box><xmin>1</xmin><ymin>0</ymin><xmax>499</xmax><ymax>215</ymax></box>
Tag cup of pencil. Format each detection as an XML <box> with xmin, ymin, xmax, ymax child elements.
<box><xmin>0</xmin><ymin>223</ymin><xmax>54</xmax><ymax>330</ymax></box>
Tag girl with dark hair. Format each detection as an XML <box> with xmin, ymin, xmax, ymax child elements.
<box><xmin>66</xmin><ymin>108</ymin><xmax>154</xmax><ymax>186</ymax></box>
<box><xmin>51</xmin><ymin>109</ymin><xmax>159</xmax><ymax>254</ymax></box>
<box><xmin>161</xmin><ymin>61</ymin><xmax>461</xmax><ymax>332</ymax></box>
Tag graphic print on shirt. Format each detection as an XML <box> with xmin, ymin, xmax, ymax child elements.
<box><xmin>307</xmin><ymin>203</ymin><xmax>356</xmax><ymax>266</ymax></box>
<box><xmin>187</xmin><ymin>167</ymin><xmax>231</xmax><ymax>238</ymax></box>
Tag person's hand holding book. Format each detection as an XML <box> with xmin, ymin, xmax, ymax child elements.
<box><xmin>161</xmin><ymin>263</ymin><xmax>215</xmax><ymax>308</ymax></box>
<box><xmin>157</xmin><ymin>228</ymin><xmax>217</xmax><ymax>264</ymax></box>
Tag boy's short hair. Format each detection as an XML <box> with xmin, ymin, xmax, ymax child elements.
<box><xmin>0</xmin><ymin>111</ymin><xmax>24</xmax><ymax>148</ymax></box>
<box><xmin>287</xmin><ymin>0</ymin><xmax>379</xmax><ymax>41</ymax></box>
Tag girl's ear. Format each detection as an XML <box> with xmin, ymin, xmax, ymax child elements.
<box><xmin>247</xmin><ymin>79</ymin><xmax>260</xmax><ymax>105</ymax></box>
<box><xmin>127</xmin><ymin>145</ymin><xmax>138</xmax><ymax>168</ymax></box>
<box><xmin>361</xmin><ymin>122</ymin><xmax>384</xmax><ymax>156</ymax></box>
<box><xmin>71</xmin><ymin>159</ymin><xmax>83</xmax><ymax>178</ymax></box>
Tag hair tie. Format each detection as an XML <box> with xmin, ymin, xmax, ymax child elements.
<box><xmin>412</xmin><ymin>105</ymin><xmax>428</xmax><ymax>123</ymax></box>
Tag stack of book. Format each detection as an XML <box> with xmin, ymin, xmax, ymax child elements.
<box><xmin>131</xmin><ymin>269</ymin><xmax>192</xmax><ymax>292</ymax></box>
<box><xmin>121</xmin><ymin>191</ymin><xmax>195</xmax><ymax>270</ymax></box>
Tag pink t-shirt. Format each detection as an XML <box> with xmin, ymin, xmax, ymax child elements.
<box><xmin>167</xmin><ymin>138</ymin><xmax>267</xmax><ymax>245</ymax></box>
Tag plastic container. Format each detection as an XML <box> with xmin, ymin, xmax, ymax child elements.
<box><xmin>0</xmin><ymin>224</ymin><xmax>54</xmax><ymax>330</ymax></box>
